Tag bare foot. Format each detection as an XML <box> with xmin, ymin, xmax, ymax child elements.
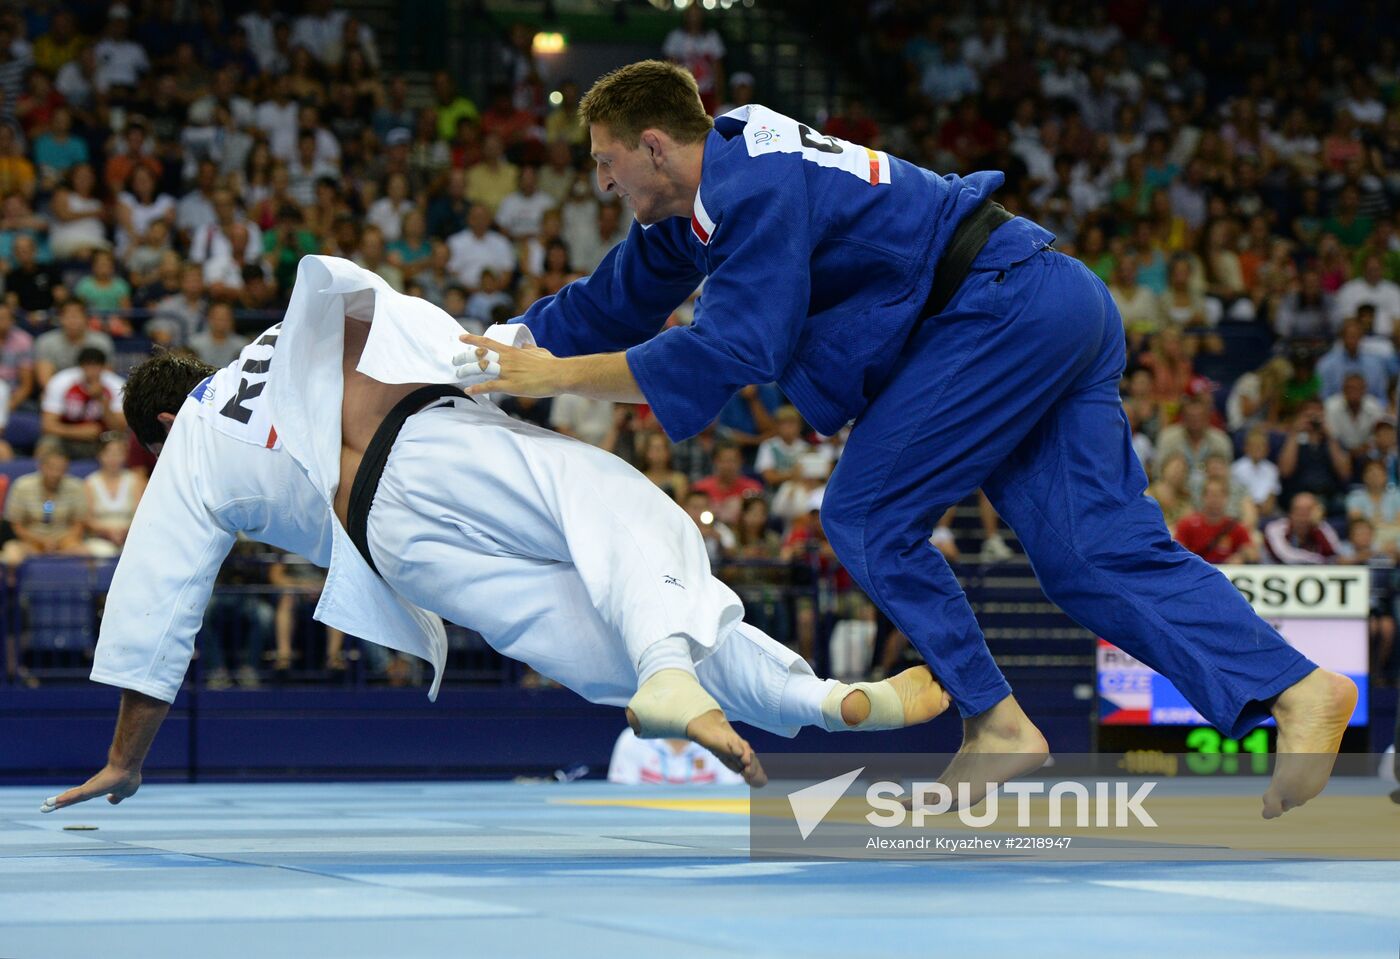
<box><xmin>1262</xmin><ymin>668</ymin><xmax>1357</xmax><ymax>820</ymax></box>
<box><xmin>937</xmin><ymin>694</ymin><xmax>1048</xmax><ymax>809</ymax></box>
<box><xmin>626</xmin><ymin>706</ymin><xmax>767</xmax><ymax>787</ymax></box>
<box><xmin>840</xmin><ymin>667</ymin><xmax>952</xmax><ymax>727</ymax></box>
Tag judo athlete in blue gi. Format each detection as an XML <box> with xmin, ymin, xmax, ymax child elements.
<box><xmin>457</xmin><ymin>61</ymin><xmax>1356</xmax><ymax>818</ymax></box>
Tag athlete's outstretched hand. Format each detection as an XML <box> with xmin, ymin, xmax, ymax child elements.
<box><xmin>453</xmin><ymin>333</ymin><xmax>562</xmax><ymax>398</ymax></box>
<box><xmin>40</xmin><ymin>763</ymin><xmax>141</xmax><ymax>813</ymax></box>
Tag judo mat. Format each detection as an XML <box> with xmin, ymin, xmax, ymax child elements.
<box><xmin>2</xmin><ymin>779</ymin><xmax>1397</xmax><ymax>958</ymax></box>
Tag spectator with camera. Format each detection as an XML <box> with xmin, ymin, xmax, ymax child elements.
<box><xmin>1278</xmin><ymin>399</ymin><xmax>1353</xmax><ymax>513</ymax></box>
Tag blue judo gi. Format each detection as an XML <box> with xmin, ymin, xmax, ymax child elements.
<box><xmin>520</xmin><ymin>104</ymin><xmax>1315</xmax><ymax>736</ymax></box>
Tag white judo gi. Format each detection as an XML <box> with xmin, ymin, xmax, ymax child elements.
<box><xmin>91</xmin><ymin>255</ymin><xmax>832</xmax><ymax>736</ymax></box>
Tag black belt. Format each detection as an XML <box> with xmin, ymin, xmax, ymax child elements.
<box><xmin>919</xmin><ymin>199</ymin><xmax>1016</xmax><ymax>319</ymax></box>
<box><xmin>347</xmin><ymin>384</ymin><xmax>465</xmax><ymax>576</ymax></box>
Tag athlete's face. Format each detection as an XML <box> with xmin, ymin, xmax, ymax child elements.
<box><xmin>590</xmin><ymin>124</ymin><xmax>670</xmax><ymax>225</ymax></box>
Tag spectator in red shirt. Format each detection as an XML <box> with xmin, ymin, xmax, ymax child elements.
<box><xmin>823</xmin><ymin>96</ymin><xmax>881</xmax><ymax>148</ymax></box>
<box><xmin>692</xmin><ymin>442</ymin><xmax>763</xmax><ymax>527</ymax></box>
<box><xmin>1263</xmin><ymin>491</ymin><xmax>1346</xmax><ymax>564</ymax></box>
<box><xmin>938</xmin><ymin>97</ymin><xmax>996</xmax><ymax>165</ymax></box>
<box><xmin>40</xmin><ymin>347</ymin><xmax>127</xmax><ymax>460</ymax></box>
<box><xmin>1175</xmin><ymin>477</ymin><xmax>1259</xmax><ymax>564</ymax></box>
<box><xmin>479</xmin><ymin>84</ymin><xmax>539</xmax><ymax>154</ymax></box>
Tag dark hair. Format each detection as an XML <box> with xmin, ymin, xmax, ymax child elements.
<box><xmin>123</xmin><ymin>350</ymin><xmax>217</xmax><ymax>449</ymax></box>
<box><xmin>77</xmin><ymin>346</ymin><xmax>107</xmax><ymax>367</ymax></box>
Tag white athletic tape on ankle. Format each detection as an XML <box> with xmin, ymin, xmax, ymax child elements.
<box><xmin>627</xmin><ymin>668</ymin><xmax>721</xmax><ymax>739</ymax></box>
<box><xmin>821</xmin><ymin>680</ymin><xmax>906</xmax><ymax>732</ymax></box>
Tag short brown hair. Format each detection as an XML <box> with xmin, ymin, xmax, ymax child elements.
<box><xmin>123</xmin><ymin>349</ymin><xmax>217</xmax><ymax>450</ymax></box>
<box><xmin>580</xmin><ymin>60</ymin><xmax>713</xmax><ymax>149</ymax></box>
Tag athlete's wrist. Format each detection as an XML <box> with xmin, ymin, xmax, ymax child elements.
<box><xmin>554</xmin><ymin>354</ymin><xmax>585</xmax><ymax>395</ymax></box>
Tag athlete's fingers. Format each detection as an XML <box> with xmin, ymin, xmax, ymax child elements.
<box><xmin>451</xmin><ymin>349</ymin><xmax>499</xmax><ymax>378</ymax></box>
<box><xmin>458</xmin><ymin>333</ymin><xmax>517</xmax><ymax>355</ymax></box>
<box><xmin>44</xmin><ymin>765</ymin><xmax>142</xmax><ymax>814</ymax></box>
<box><xmin>41</xmin><ymin>785</ymin><xmax>96</xmax><ymax>812</ymax></box>
<box><xmin>463</xmin><ymin>378</ymin><xmax>505</xmax><ymax>396</ymax></box>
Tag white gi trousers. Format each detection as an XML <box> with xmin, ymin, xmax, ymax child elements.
<box><xmin>366</xmin><ymin>398</ymin><xmax>826</xmax><ymax>736</ymax></box>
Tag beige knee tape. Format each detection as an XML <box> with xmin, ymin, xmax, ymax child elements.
<box><xmin>821</xmin><ymin>680</ymin><xmax>907</xmax><ymax>732</ymax></box>
<box><xmin>627</xmin><ymin>669</ymin><xmax>722</xmax><ymax>739</ymax></box>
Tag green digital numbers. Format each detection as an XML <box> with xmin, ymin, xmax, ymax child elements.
<box><xmin>1184</xmin><ymin>727</ymin><xmax>1270</xmax><ymax>774</ymax></box>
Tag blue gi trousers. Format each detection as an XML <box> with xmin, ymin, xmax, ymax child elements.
<box><xmin>821</xmin><ymin>243</ymin><xmax>1316</xmax><ymax>737</ymax></box>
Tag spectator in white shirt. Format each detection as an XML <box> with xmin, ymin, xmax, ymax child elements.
<box><xmin>549</xmin><ymin>392</ymin><xmax>615</xmax><ymax>448</ymax></box>
<box><xmin>291</xmin><ymin>0</ymin><xmax>348</xmax><ymax>64</ymax></box>
<box><xmin>494</xmin><ymin>166</ymin><xmax>556</xmax><ymax>241</ymax></box>
<box><xmin>366</xmin><ymin>172</ymin><xmax>415</xmax><ymax>243</ymax></box>
<box><xmin>961</xmin><ymin>15</ymin><xmax>1007</xmax><ymax>72</ymax></box>
<box><xmin>1324</xmin><ymin>373</ymin><xmax>1387</xmax><ymax>453</ymax></box>
<box><xmin>446</xmin><ymin>203</ymin><xmax>516</xmax><ymax>290</ymax></box>
<box><xmin>256</xmin><ymin>76</ymin><xmax>301</xmax><ymax>161</ymax></box>
<box><xmin>571</xmin><ymin>201</ymin><xmax>629</xmax><ymax>275</ymax></box>
<box><xmin>1333</xmin><ymin>255</ymin><xmax>1400</xmax><ymax>337</ymax></box>
<box><xmin>287</xmin><ymin>131</ymin><xmax>339</xmax><ymax>207</ymax></box>
<box><xmin>189</xmin><ymin>189</ymin><xmax>264</xmax><ymax>266</ymax></box>
<box><xmin>291</xmin><ymin>0</ymin><xmax>377</xmax><ymax>69</ymax></box>
<box><xmin>296</xmin><ymin>104</ymin><xmax>342</xmax><ymax>166</ymax></box>
<box><xmin>755</xmin><ymin>406</ymin><xmax>813</xmax><ymax>487</ymax></box>
<box><xmin>1041</xmin><ymin>45</ymin><xmax>1087</xmax><ymax>103</ymax></box>
<box><xmin>203</xmin><ymin>223</ymin><xmax>257</xmax><ymax>300</ymax></box>
<box><xmin>115</xmin><ymin>166</ymin><xmax>175</xmax><ymax>256</ymax></box>
<box><xmin>92</xmin><ymin>6</ymin><xmax>149</xmax><ymax>93</ymax></box>
<box><xmin>238</xmin><ymin>0</ymin><xmax>283</xmax><ymax>74</ymax></box>
<box><xmin>1231</xmin><ymin>428</ymin><xmax>1281</xmax><ymax>517</ymax></box>
<box><xmin>606</xmin><ymin>727</ymin><xmax>743</xmax><ymax>785</ymax></box>
<box><xmin>175</xmin><ymin>160</ymin><xmax>219</xmax><ymax>241</ymax></box>
<box><xmin>55</xmin><ymin>47</ymin><xmax>98</xmax><ymax>112</ymax></box>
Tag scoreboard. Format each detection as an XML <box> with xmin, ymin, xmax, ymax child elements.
<box><xmin>1096</xmin><ymin>565</ymin><xmax>1370</xmax><ymax>752</ymax></box>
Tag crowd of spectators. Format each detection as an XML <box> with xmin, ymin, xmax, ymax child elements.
<box><xmin>0</xmin><ymin>1</ymin><xmax>1397</xmax><ymax>687</ymax></box>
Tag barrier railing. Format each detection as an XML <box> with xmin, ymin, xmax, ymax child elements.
<box><xmin>1</xmin><ymin>556</ymin><xmax>876</xmax><ymax>691</ymax></box>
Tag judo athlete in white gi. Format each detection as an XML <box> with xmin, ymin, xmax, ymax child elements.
<box><xmin>42</xmin><ymin>256</ymin><xmax>950</xmax><ymax>813</ymax></box>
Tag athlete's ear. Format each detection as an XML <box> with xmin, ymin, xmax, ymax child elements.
<box><xmin>157</xmin><ymin>411</ymin><xmax>176</xmax><ymax>435</ymax></box>
<box><xmin>641</xmin><ymin>129</ymin><xmax>665</xmax><ymax>166</ymax></box>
